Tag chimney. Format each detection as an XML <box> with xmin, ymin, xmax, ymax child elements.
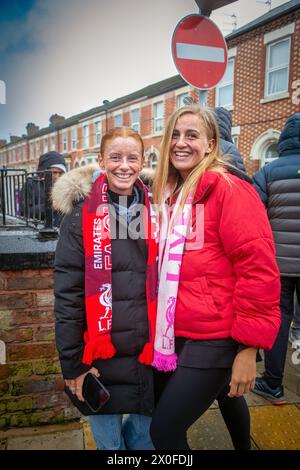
<box><xmin>49</xmin><ymin>114</ymin><xmax>65</xmax><ymax>126</ymax></box>
<box><xmin>26</xmin><ymin>122</ymin><xmax>39</xmax><ymax>137</ymax></box>
<box><xmin>10</xmin><ymin>135</ymin><xmax>20</xmax><ymax>143</ymax></box>
<box><xmin>0</xmin><ymin>139</ymin><xmax>7</xmax><ymax>148</ymax></box>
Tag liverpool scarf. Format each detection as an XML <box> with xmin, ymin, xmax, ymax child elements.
<box><xmin>152</xmin><ymin>187</ymin><xmax>193</xmax><ymax>371</ymax></box>
<box><xmin>82</xmin><ymin>173</ymin><xmax>158</xmax><ymax>366</ymax></box>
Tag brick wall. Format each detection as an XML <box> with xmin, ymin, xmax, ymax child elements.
<box><xmin>227</xmin><ymin>11</ymin><xmax>300</xmax><ymax>175</ymax></box>
<box><xmin>3</xmin><ymin>8</ymin><xmax>299</xmax><ymax>175</ymax></box>
<box><xmin>0</xmin><ymin>269</ymin><xmax>80</xmax><ymax>429</ymax></box>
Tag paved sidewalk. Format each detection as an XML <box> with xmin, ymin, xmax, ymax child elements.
<box><xmin>1</xmin><ymin>345</ymin><xmax>299</xmax><ymax>450</ymax></box>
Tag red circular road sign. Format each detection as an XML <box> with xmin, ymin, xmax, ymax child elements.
<box><xmin>172</xmin><ymin>14</ymin><xmax>228</xmax><ymax>90</ymax></box>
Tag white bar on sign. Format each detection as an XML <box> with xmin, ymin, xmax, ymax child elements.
<box><xmin>176</xmin><ymin>42</ymin><xmax>225</xmax><ymax>63</ymax></box>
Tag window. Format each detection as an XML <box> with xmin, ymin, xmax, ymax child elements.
<box><xmin>83</xmin><ymin>124</ymin><xmax>89</xmax><ymax>149</ymax></box>
<box><xmin>265</xmin><ymin>38</ymin><xmax>291</xmax><ymax>97</ymax></box>
<box><xmin>150</xmin><ymin>152</ymin><xmax>158</xmax><ymax>168</ymax></box>
<box><xmin>232</xmin><ymin>135</ymin><xmax>239</xmax><ymax>148</ymax></box>
<box><xmin>30</xmin><ymin>143</ymin><xmax>34</xmax><ymax>160</ymax></box>
<box><xmin>44</xmin><ymin>138</ymin><xmax>48</xmax><ymax>153</ymax></box>
<box><xmin>62</xmin><ymin>132</ymin><xmax>67</xmax><ymax>152</ymax></box>
<box><xmin>72</xmin><ymin>128</ymin><xmax>77</xmax><ymax>150</ymax></box>
<box><xmin>131</xmin><ymin>109</ymin><xmax>140</xmax><ymax>132</ymax></box>
<box><xmin>176</xmin><ymin>93</ymin><xmax>189</xmax><ymax>108</ymax></box>
<box><xmin>36</xmin><ymin>141</ymin><xmax>40</xmax><ymax>157</ymax></box>
<box><xmin>95</xmin><ymin>121</ymin><xmax>101</xmax><ymax>146</ymax></box>
<box><xmin>114</xmin><ymin>114</ymin><xmax>122</xmax><ymax>127</ymax></box>
<box><xmin>264</xmin><ymin>143</ymin><xmax>279</xmax><ymax>164</ymax></box>
<box><xmin>51</xmin><ymin>135</ymin><xmax>56</xmax><ymax>150</ymax></box>
<box><xmin>153</xmin><ymin>101</ymin><xmax>163</xmax><ymax>133</ymax></box>
<box><xmin>216</xmin><ymin>58</ymin><xmax>234</xmax><ymax>108</ymax></box>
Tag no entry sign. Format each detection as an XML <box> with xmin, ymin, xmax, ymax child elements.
<box><xmin>172</xmin><ymin>14</ymin><xmax>228</xmax><ymax>90</ymax></box>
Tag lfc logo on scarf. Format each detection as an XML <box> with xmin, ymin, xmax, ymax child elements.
<box><xmin>98</xmin><ymin>283</ymin><xmax>112</xmax><ymax>332</ymax></box>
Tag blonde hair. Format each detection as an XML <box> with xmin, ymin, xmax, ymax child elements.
<box><xmin>152</xmin><ymin>106</ymin><xmax>229</xmax><ymax>209</ymax></box>
<box><xmin>100</xmin><ymin>126</ymin><xmax>144</xmax><ymax>156</ymax></box>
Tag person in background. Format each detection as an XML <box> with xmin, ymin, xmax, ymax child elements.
<box><xmin>52</xmin><ymin>127</ymin><xmax>158</xmax><ymax>450</ymax></box>
<box><xmin>252</xmin><ymin>113</ymin><xmax>300</xmax><ymax>404</ymax></box>
<box><xmin>20</xmin><ymin>151</ymin><xmax>66</xmax><ymax>226</ymax></box>
<box><xmin>214</xmin><ymin>107</ymin><xmax>246</xmax><ymax>173</ymax></box>
<box><xmin>149</xmin><ymin>105</ymin><xmax>281</xmax><ymax>450</ymax></box>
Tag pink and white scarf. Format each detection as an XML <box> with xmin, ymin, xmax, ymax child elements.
<box><xmin>152</xmin><ymin>187</ymin><xmax>193</xmax><ymax>372</ymax></box>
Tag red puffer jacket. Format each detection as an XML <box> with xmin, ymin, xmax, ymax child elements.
<box><xmin>175</xmin><ymin>171</ymin><xmax>281</xmax><ymax>350</ymax></box>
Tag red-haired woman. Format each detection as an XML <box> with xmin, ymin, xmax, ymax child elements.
<box><xmin>53</xmin><ymin>127</ymin><xmax>158</xmax><ymax>450</ymax></box>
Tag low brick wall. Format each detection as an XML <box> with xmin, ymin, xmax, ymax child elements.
<box><xmin>0</xmin><ymin>231</ymin><xmax>80</xmax><ymax>429</ymax></box>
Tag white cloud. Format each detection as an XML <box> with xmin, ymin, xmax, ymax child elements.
<box><xmin>0</xmin><ymin>0</ymin><xmax>290</xmax><ymax>140</ymax></box>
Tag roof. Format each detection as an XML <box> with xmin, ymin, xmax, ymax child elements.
<box><xmin>226</xmin><ymin>0</ymin><xmax>300</xmax><ymax>40</ymax></box>
<box><xmin>2</xmin><ymin>75</ymin><xmax>186</xmax><ymax>144</ymax></box>
<box><xmin>2</xmin><ymin>1</ymin><xmax>299</xmax><ymax>148</ymax></box>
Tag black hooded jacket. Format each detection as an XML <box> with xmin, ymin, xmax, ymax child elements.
<box><xmin>253</xmin><ymin>113</ymin><xmax>300</xmax><ymax>276</ymax></box>
<box><xmin>20</xmin><ymin>151</ymin><xmax>66</xmax><ymax>226</ymax></box>
<box><xmin>214</xmin><ymin>107</ymin><xmax>246</xmax><ymax>172</ymax></box>
<box><xmin>52</xmin><ymin>165</ymin><xmax>156</xmax><ymax>417</ymax></box>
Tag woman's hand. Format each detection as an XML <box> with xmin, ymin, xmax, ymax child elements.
<box><xmin>65</xmin><ymin>366</ymin><xmax>100</xmax><ymax>402</ymax></box>
<box><xmin>228</xmin><ymin>348</ymin><xmax>257</xmax><ymax>398</ymax></box>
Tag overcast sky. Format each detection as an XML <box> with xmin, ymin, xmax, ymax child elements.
<box><xmin>0</xmin><ymin>0</ymin><xmax>289</xmax><ymax>141</ymax></box>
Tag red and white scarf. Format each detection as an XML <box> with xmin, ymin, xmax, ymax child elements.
<box><xmin>82</xmin><ymin>173</ymin><xmax>159</xmax><ymax>366</ymax></box>
<box><xmin>152</xmin><ymin>186</ymin><xmax>193</xmax><ymax>371</ymax></box>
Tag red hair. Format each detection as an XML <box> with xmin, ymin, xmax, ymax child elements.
<box><xmin>100</xmin><ymin>127</ymin><xmax>144</xmax><ymax>156</ymax></box>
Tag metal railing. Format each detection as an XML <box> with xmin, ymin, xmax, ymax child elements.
<box><xmin>0</xmin><ymin>168</ymin><xmax>58</xmax><ymax>235</ymax></box>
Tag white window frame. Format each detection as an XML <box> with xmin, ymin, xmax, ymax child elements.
<box><xmin>35</xmin><ymin>141</ymin><xmax>40</xmax><ymax>158</ymax></box>
<box><xmin>94</xmin><ymin>121</ymin><xmax>101</xmax><ymax>146</ymax></box>
<box><xmin>131</xmin><ymin>108</ymin><xmax>140</xmax><ymax>132</ymax></box>
<box><xmin>153</xmin><ymin>101</ymin><xmax>164</xmax><ymax>134</ymax></box>
<box><xmin>43</xmin><ymin>137</ymin><xmax>48</xmax><ymax>153</ymax></box>
<box><xmin>263</xmin><ymin>142</ymin><xmax>279</xmax><ymax>165</ymax></box>
<box><xmin>250</xmin><ymin>128</ymin><xmax>280</xmax><ymax>164</ymax></box>
<box><xmin>83</xmin><ymin>124</ymin><xmax>89</xmax><ymax>149</ymax></box>
<box><xmin>114</xmin><ymin>114</ymin><xmax>123</xmax><ymax>127</ymax></box>
<box><xmin>265</xmin><ymin>37</ymin><xmax>291</xmax><ymax>98</ymax></box>
<box><xmin>176</xmin><ymin>92</ymin><xmax>189</xmax><ymax>108</ymax></box>
<box><xmin>215</xmin><ymin>57</ymin><xmax>235</xmax><ymax>109</ymax></box>
<box><xmin>62</xmin><ymin>131</ymin><xmax>68</xmax><ymax>152</ymax></box>
<box><xmin>71</xmin><ymin>127</ymin><xmax>77</xmax><ymax>150</ymax></box>
<box><xmin>30</xmin><ymin>143</ymin><xmax>34</xmax><ymax>160</ymax></box>
<box><xmin>51</xmin><ymin>135</ymin><xmax>56</xmax><ymax>151</ymax></box>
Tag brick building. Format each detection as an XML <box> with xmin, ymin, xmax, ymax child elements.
<box><xmin>0</xmin><ymin>0</ymin><xmax>299</xmax><ymax>176</ymax></box>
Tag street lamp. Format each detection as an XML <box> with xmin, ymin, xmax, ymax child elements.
<box><xmin>102</xmin><ymin>100</ymin><xmax>110</xmax><ymax>132</ymax></box>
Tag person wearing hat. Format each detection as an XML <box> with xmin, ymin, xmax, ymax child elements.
<box><xmin>20</xmin><ymin>151</ymin><xmax>67</xmax><ymax>226</ymax></box>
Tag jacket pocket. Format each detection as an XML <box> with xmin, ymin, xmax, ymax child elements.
<box><xmin>199</xmin><ymin>276</ymin><xmax>219</xmax><ymax>318</ymax></box>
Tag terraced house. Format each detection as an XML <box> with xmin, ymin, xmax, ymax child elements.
<box><xmin>0</xmin><ymin>0</ymin><xmax>299</xmax><ymax>176</ymax></box>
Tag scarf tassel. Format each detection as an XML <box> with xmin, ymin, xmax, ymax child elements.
<box><xmin>138</xmin><ymin>342</ymin><xmax>154</xmax><ymax>365</ymax></box>
<box><xmin>82</xmin><ymin>334</ymin><xmax>116</xmax><ymax>365</ymax></box>
<box><xmin>152</xmin><ymin>351</ymin><xmax>178</xmax><ymax>372</ymax></box>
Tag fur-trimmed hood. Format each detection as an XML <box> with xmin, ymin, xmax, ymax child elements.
<box><xmin>52</xmin><ymin>164</ymin><xmax>100</xmax><ymax>215</ymax></box>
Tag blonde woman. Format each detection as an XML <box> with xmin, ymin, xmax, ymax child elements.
<box><xmin>149</xmin><ymin>106</ymin><xmax>281</xmax><ymax>450</ymax></box>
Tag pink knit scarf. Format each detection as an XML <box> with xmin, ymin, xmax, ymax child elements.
<box><xmin>152</xmin><ymin>187</ymin><xmax>193</xmax><ymax>371</ymax></box>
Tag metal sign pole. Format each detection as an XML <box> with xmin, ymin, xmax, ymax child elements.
<box><xmin>192</xmin><ymin>0</ymin><xmax>235</xmax><ymax>106</ymax></box>
<box><xmin>197</xmin><ymin>4</ymin><xmax>210</xmax><ymax>107</ymax></box>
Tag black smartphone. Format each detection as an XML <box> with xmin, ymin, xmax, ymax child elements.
<box><xmin>82</xmin><ymin>373</ymin><xmax>110</xmax><ymax>413</ymax></box>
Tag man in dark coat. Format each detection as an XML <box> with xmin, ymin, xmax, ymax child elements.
<box><xmin>252</xmin><ymin>113</ymin><xmax>300</xmax><ymax>404</ymax></box>
<box><xmin>214</xmin><ymin>107</ymin><xmax>246</xmax><ymax>172</ymax></box>
<box><xmin>20</xmin><ymin>151</ymin><xmax>66</xmax><ymax>226</ymax></box>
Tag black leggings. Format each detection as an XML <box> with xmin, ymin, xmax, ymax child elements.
<box><xmin>151</xmin><ymin>366</ymin><xmax>251</xmax><ymax>450</ymax></box>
